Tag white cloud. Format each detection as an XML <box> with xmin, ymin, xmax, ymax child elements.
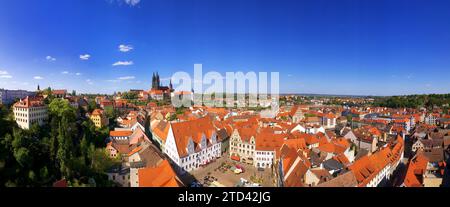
<box><xmin>112</xmin><ymin>61</ymin><xmax>134</xmax><ymax>66</ymax></box>
<box><xmin>80</xmin><ymin>54</ymin><xmax>90</xmax><ymax>60</ymax></box>
<box><xmin>46</xmin><ymin>56</ymin><xmax>56</xmax><ymax>62</ymax></box>
<box><xmin>34</xmin><ymin>76</ymin><xmax>44</xmax><ymax>80</ymax></box>
<box><xmin>0</xmin><ymin>75</ymin><xmax>12</xmax><ymax>79</ymax></box>
<box><xmin>107</xmin><ymin>0</ymin><xmax>141</xmax><ymax>7</ymax></box>
<box><xmin>61</xmin><ymin>71</ymin><xmax>82</xmax><ymax>76</ymax></box>
<box><xmin>124</xmin><ymin>0</ymin><xmax>141</xmax><ymax>6</ymax></box>
<box><xmin>118</xmin><ymin>76</ymin><xmax>135</xmax><ymax>80</ymax></box>
<box><xmin>118</xmin><ymin>44</ymin><xmax>133</xmax><ymax>52</ymax></box>
<box><xmin>86</xmin><ymin>79</ymin><xmax>94</xmax><ymax>85</ymax></box>
<box><xmin>0</xmin><ymin>70</ymin><xmax>12</xmax><ymax>78</ymax></box>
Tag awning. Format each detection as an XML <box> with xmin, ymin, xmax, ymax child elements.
<box><xmin>231</xmin><ymin>155</ymin><xmax>240</xmax><ymax>161</ymax></box>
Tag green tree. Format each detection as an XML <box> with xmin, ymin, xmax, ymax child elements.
<box><xmin>13</xmin><ymin>147</ymin><xmax>32</xmax><ymax>168</ymax></box>
<box><xmin>28</xmin><ymin>170</ymin><xmax>36</xmax><ymax>183</ymax></box>
<box><xmin>80</xmin><ymin>135</ymin><xmax>89</xmax><ymax>163</ymax></box>
<box><xmin>88</xmin><ymin>100</ymin><xmax>98</xmax><ymax>112</ymax></box>
<box><xmin>2</xmin><ymin>133</ymin><xmax>13</xmax><ymax>152</ymax></box>
<box><xmin>90</xmin><ymin>148</ymin><xmax>117</xmax><ymax>173</ymax></box>
<box><xmin>39</xmin><ymin>166</ymin><xmax>49</xmax><ymax>182</ymax></box>
<box><xmin>122</xmin><ymin>91</ymin><xmax>138</xmax><ymax>100</ymax></box>
<box><xmin>346</xmin><ymin>114</ymin><xmax>353</xmax><ymax>123</ymax></box>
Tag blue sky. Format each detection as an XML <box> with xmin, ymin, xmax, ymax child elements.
<box><xmin>0</xmin><ymin>0</ymin><xmax>450</xmax><ymax>95</ymax></box>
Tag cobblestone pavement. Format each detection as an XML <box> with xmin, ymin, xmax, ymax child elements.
<box><xmin>180</xmin><ymin>156</ymin><xmax>276</xmax><ymax>187</ymax></box>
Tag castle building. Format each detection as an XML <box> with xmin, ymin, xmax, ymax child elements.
<box><xmin>13</xmin><ymin>96</ymin><xmax>48</xmax><ymax>129</ymax></box>
<box><xmin>150</xmin><ymin>72</ymin><xmax>173</xmax><ymax>100</ymax></box>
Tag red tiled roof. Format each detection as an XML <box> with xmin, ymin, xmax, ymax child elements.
<box><xmin>171</xmin><ymin>116</ymin><xmax>217</xmax><ymax>157</ymax></box>
<box><xmin>53</xmin><ymin>179</ymin><xmax>68</xmax><ymax>187</ymax></box>
<box><xmin>404</xmin><ymin>154</ymin><xmax>428</xmax><ymax>187</ymax></box>
<box><xmin>52</xmin><ymin>89</ymin><xmax>67</xmax><ymax>95</ymax></box>
<box><xmin>349</xmin><ymin>135</ymin><xmax>404</xmax><ymax>187</ymax></box>
<box><xmin>13</xmin><ymin>96</ymin><xmax>45</xmax><ymax>108</ymax></box>
<box><xmin>110</xmin><ymin>130</ymin><xmax>133</xmax><ymax>137</ymax></box>
<box><xmin>138</xmin><ymin>160</ymin><xmax>183</xmax><ymax>187</ymax></box>
<box><xmin>91</xmin><ymin>109</ymin><xmax>104</xmax><ymax>116</ymax></box>
<box><xmin>255</xmin><ymin>129</ymin><xmax>286</xmax><ymax>151</ymax></box>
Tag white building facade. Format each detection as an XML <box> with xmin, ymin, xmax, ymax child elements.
<box><xmin>163</xmin><ymin>122</ymin><xmax>222</xmax><ymax>173</ymax></box>
<box><xmin>13</xmin><ymin>97</ymin><xmax>48</xmax><ymax>130</ymax></box>
<box><xmin>254</xmin><ymin>150</ymin><xmax>275</xmax><ymax>168</ymax></box>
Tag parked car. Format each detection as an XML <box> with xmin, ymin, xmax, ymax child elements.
<box><xmin>190</xmin><ymin>181</ymin><xmax>201</xmax><ymax>187</ymax></box>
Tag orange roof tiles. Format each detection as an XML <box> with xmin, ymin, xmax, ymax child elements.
<box><xmin>333</xmin><ymin>153</ymin><xmax>351</xmax><ymax>166</ymax></box>
<box><xmin>91</xmin><ymin>109</ymin><xmax>104</xmax><ymax>116</ymax></box>
<box><xmin>404</xmin><ymin>154</ymin><xmax>428</xmax><ymax>187</ymax></box>
<box><xmin>128</xmin><ymin>146</ymin><xmax>143</xmax><ymax>156</ymax></box>
<box><xmin>171</xmin><ymin>116</ymin><xmax>217</xmax><ymax>157</ymax></box>
<box><xmin>152</xmin><ymin>121</ymin><xmax>170</xmax><ymax>142</ymax></box>
<box><xmin>109</xmin><ymin>130</ymin><xmax>133</xmax><ymax>137</ymax></box>
<box><xmin>13</xmin><ymin>96</ymin><xmax>45</xmax><ymax>108</ymax></box>
<box><xmin>318</xmin><ymin>142</ymin><xmax>335</xmax><ymax>154</ymax></box>
<box><xmin>52</xmin><ymin>89</ymin><xmax>67</xmax><ymax>95</ymax></box>
<box><xmin>255</xmin><ymin>129</ymin><xmax>285</xmax><ymax>151</ymax></box>
<box><xmin>349</xmin><ymin>135</ymin><xmax>404</xmax><ymax>187</ymax></box>
<box><xmin>282</xmin><ymin>148</ymin><xmax>309</xmax><ymax>187</ymax></box>
<box><xmin>284</xmin><ymin>138</ymin><xmax>307</xmax><ymax>151</ymax></box>
<box><xmin>138</xmin><ymin>160</ymin><xmax>183</xmax><ymax>187</ymax></box>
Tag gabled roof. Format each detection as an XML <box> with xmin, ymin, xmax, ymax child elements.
<box><xmin>333</xmin><ymin>153</ymin><xmax>351</xmax><ymax>166</ymax></box>
<box><xmin>404</xmin><ymin>154</ymin><xmax>428</xmax><ymax>187</ymax></box>
<box><xmin>310</xmin><ymin>168</ymin><xmax>332</xmax><ymax>184</ymax></box>
<box><xmin>53</xmin><ymin>179</ymin><xmax>68</xmax><ymax>187</ymax></box>
<box><xmin>255</xmin><ymin>129</ymin><xmax>286</xmax><ymax>151</ymax></box>
<box><xmin>234</xmin><ymin>124</ymin><xmax>258</xmax><ymax>142</ymax></box>
<box><xmin>107</xmin><ymin>141</ymin><xmax>130</xmax><ymax>154</ymax></box>
<box><xmin>138</xmin><ymin>160</ymin><xmax>184</xmax><ymax>187</ymax></box>
<box><xmin>151</xmin><ymin>120</ymin><xmax>170</xmax><ymax>142</ymax></box>
<box><xmin>52</xmin><ymin>89</ymin><xmax>67</xmax><ymax>95</ymax></box>
<box><xmin>316</xmin><ymin>171</ymin><xmax>358</xmax><ymax>187</ymax></box>
<box><xmin>91</xmin><ymin>109</ymin><xmax>104</xmax><ymax>116</ymax></box>
<box><xmin>283</xmin><ymin>154</ymin><xmax>308</xmax><ymax>187</ymax></box>
<box><xmin>171</xmin><ymin>116</ymin><xmax>217</xmax><ymax>157</ymax></box>
<box><xmin>13</xmin><ymin>96</ymin><xmax>45</xmax><ymax>108</ymax></box>
<box><xmin>283</xmin><ymin>138</ymin><xmax>307</xmax><ymax>151</ymax></box>
<box><xmin>349</xmin><ymin>135</ymin><xmax>404</xmax><ymax>186</ymax></box>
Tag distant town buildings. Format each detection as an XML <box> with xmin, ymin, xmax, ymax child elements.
<box><xmin>5</xmin><ymin>80</ymin><xmax>450</xmax><ymax>188</ymax></box>
<box><xmin>0</xmin><ymin>89</ymin><xmax>35</xmax><ymax>105</ymax></box>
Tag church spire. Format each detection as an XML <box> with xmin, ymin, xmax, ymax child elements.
<box><xmin>152</xmin><ymin>73</ymin><xmax>156</xmax><ymax>89</ymax></box>
<box><xmin>156</xmin><ymin>72</ymin><xmax>160</xmax><ymax>88</ymax></box>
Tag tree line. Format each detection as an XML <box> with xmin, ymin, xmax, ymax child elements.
<box><xmin>372</xmin><ymin>94</ymin><xmax>450</xmax><ymax>109</ymax></box>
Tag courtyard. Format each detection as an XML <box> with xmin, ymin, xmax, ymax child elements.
<box><xmin>180</xmin><ymin>156</ymin><xmax>276</xmax><ymax>187</ymax></box>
